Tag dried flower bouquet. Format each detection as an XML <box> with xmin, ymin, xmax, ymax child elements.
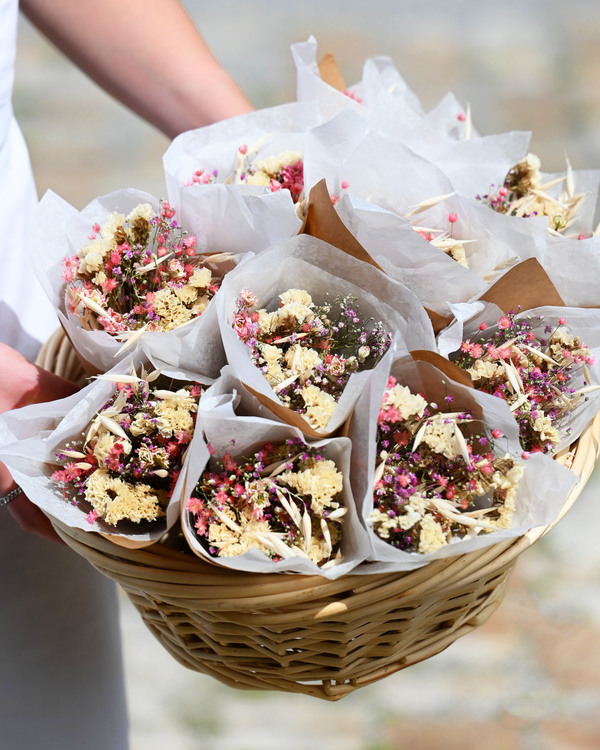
<box><xmin>348</xmin><ymin>354</ymin><xmax>576</xmax><ymax>571</ymax></box>
<box><xmin>0</xmin><ymin>354</ymin><xmax>207</xmax><ymax>547</ymax></box>
<box><xmin>52</xmin><ymin>363</ymin><xmax>202</xmax><ymax>528</ymax></box>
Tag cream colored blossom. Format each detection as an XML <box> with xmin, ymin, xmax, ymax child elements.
<box><xmin>152</xmin><ymin>393</ymin><xmax>197</xmax><ymax>436</ymax></box>
<box><xmin>551</xmin><ymin>327</ymin><xmax>575</xmax><ymax>348</ymax></box>
<box><xmin>468</xmin><ymin>359</ymin><xmax>504</xmax><ymax>381</ymax></box>
<box><xmin>383</xmin><ymin>383</ymin><xmax>427</xmax><ymax>420</ymax></box>
<box><xmin>136</xmin><ymin>444</ymin><xmax>170</xmax><ymax>471</ymax></box>
<box><xmin>259</xmin><ymin>344</ymin><xmax>286</xmax><ymax>386</ymax></box>
<box><xmin>257</xmin><ymin>296</ymin><xmax>315</xmax><ymax>334</ymax></box>
<box><xmin>397</xmin><ymin>494</ymin><xmax>429</xmax><ymax>531</ymax></box>
<box><xmin>92</xmin><ymin>270</ymin><xmax>107</xmax><ymax>287</ymax></box>
<box><xmin>191</xmin><ymin>294</ymin><xmax>210</xmax><ymax>317</ymax></box>
<box><xmin>151</xmin><ymin>287</ymin><xmax>193</xmax><ymax>331</ymax></box>
<box><xmin>261</xmin><ymin>343</ymin><xmax>282</xmax><ymax>365</ymax></box>
<box><xmin>533</xmin><ymin>414</ymin><xmax>560</xmax><ymax>446</ymax></box>
<box><xmin>78</xmin><ymin>237</ymin><xmax>114</xmax><ymax>275</ymax></box>
<box><xmin>447</xmin><ymin>242</ymin><xmax>468</xmax><ymax>267</ymax></box>
<box><xmin>85</xmin><ymin>468</ymin><xmax>167</xmax><ymax>525</ymax></box>
<box><xmin>301</xmin><ymin>385</ymin><xmax>336</xmax><ymax>430</ymax></box>
<box><xmin>283</xmin><ymin>344</ymin><xmax>321</xmax><ymax>382</ymax></box>
<box><xmin>208</xmin><ymin>506</ymin><xmax>273</xmax><ymax>558</ymax></box>
<box><xmin>279</xmin><ymin>288</ymin><xmax>313</xmax><ymax>307</ymax></box>
<box><xmin>189</xmin><ymin>267</ymin><xmax>212</xmax><ymax>289</ymax></box>
<box><xmin>92</xmin><ymin>431</ymin><xmax>132</xmax><ymax>463</ymax></box>
<box><xmin>370</xmin><ymin>492</ymin><xmax>429</xmax><ymax>536</ymax></box>
<box><xmin>417</xmin><ymin>515</ymin><xmax>446</xmax><ymax>553</ymax></box>
<box><xmin>488</xmin><ymin>461</ymin><xmax>523</xmax><ymax>529</ymax></box>
<box><xmin>174</xmin><ymin>284</ymin><xmax>199</xmax><ymax>305</ymax></box>
<box><xmin>256</xmin><ymin>309</ymin><xmax>278</xmax><ymax>334</ymax></box>
<box><xmin>126</xmin><ymin>203</ymin><xmax>153</xmax><ymax>223</ymax></box>
<box><xmin>100</xmin><ymin>212</ymin><xmax>126</xmax><ymax>240</ymax></box>
<box><xmin>278</xmin><ymin>458</ymin><xmax>343</xmax><ymax>513</ymax></box>
<box><xmin>419</xmin><ymin>413</ymin><xmax>460</xmax><ymax>459</ymax></box>
<box><xmin>368</xmin><ymin>508</ymin><xmax>396</xmax><ymax>539</ymax></box>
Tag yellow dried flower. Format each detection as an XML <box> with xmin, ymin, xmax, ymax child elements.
<box><xmin>85</xmin><ymin>468</ymin><xmax>167</xmax><ymax>525</ymax></box>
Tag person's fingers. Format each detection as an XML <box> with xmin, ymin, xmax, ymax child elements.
<box><xmin>0</xmin><ymin>342</ymin><xmax>77</xmax><ymax>411</ymax></box>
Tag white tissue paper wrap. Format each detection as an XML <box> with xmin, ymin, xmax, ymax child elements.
<box><xmin>335</xmin><ymin>194</ymin><xmax>487</xmax><ymax>315</ymax></box>
<box><xmin>32</xmin><ymin>188</ymin><xmax>276</xmax><ymax>377</ymax></box>
<box><xmin>347</xmin><ymin>353</ymin><xmax>577</xmax><ymax>572</ymax></box>
<box><xmin>533</xmin><ymin>233</ymin><xmax>600</xmax><ymax>307</ymax></box>
<box><xmin>293</xmin><ymin>35</ymin><xmax>468</xmax><ymax>142</ymax></box>
<box><xmin>0</xmin><ymin>353</ymin><xmax>211</xmax><ymax>547</ymax></box>
<box><xmin>438</xmin><ymin>303</ymin><xmax>600</xmax><ymax>452</ymax></box>
<box><xmin>215</xmin><ymin>234</ymin><xmax>436</xmax><ymax>436</ymax></box>
<box><xmin>178</xmin><ymin>390</ymin><xmax>369</xmax><ymax>578</ymax></box>
<box><xmin>162</xmin><ymin>100</ymin><xmax>321</xmax><ymax>197</ymax></box>
<box><xmin>166</xmin><ymin>182</ymin><xmax>301</xmax><ymax>255</ymax></box>
<box><xmin>303</xmin><ymin>109</ymin><xmax>455</xmax><ymax>216</ymax></box>
<box><xmin>293</xmin><ymin>35</ymin><xmax>419</xmax><ymax>118</ymax></box>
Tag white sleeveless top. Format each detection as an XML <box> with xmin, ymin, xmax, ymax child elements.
<box><xmin>1</xmin><ymin>0</ymin><xmax>57</xmax><ymax>359</ymax></box>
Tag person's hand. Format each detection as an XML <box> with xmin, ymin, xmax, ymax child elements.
<box><xmin>0</xmin><ymin>342</ymin><xmax>78</xmax><ymax>543</ymax></box>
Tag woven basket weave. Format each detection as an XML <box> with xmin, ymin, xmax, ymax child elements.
<box><xmin>37</xmin><ymin>329</ymin><xmax>600</xmax><ymax>701</ymax></box>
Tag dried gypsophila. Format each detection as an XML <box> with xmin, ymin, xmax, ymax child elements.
<box><xmin>62</xmin><ymin>201</ymin><xmax>220</xmax><ymax>337</ymax></box>
<box><xmin>233</xmin><ymin>287</ymin><xmax>393</xmax><ymax>430</ymax></box>
<box><xmin>369</xmin><ymin>376</ymin><xmax>524</xmax><ymax>554</ymax></box>
<box><xmin>52</xmin><ymin>362</ymin><xmax>202</xmax><ymax>526</ymax></box>
<box><xmin>453</xmin><ymin>310</ymin><xmax>598</xmax><ymax>454</ymax></box>
<box><xmin>186</xmin><ymin>438</ymin><xmax>346</xmax><ymax>567</ymax></box>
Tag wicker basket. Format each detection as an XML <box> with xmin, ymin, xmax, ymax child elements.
<box><xmin>36</xmin><ymin>329</ymin><xmax>600</xmax><ymax>701</ymax></box>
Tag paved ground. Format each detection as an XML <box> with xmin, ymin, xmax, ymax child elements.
<box><xmin>13</xmin><ymin>4</ymin><xmax>600</xmax><ymax>747</ymax></box>
<box><xmin>117</xmin><ymin>468</ymin><xmax>600</xmax><ymax>750</ymax></box>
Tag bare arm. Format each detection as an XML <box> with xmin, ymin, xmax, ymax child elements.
<box><xmin>20</xmin><ymin>0</ymin><xmax>254</xmax><ymax>138</ymax></box>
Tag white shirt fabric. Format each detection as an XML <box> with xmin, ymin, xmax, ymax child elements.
<box><xmin>1</xmin><ymin>3</ymin><xmax>129</xmax><ymax>747</ymax></box>
<box><xmin>0</xmin><ymin>1</ymin><xmax>57</xmax><ymax>359</ymax></box>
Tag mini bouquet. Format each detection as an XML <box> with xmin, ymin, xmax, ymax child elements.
<box><xmin>62</xmin><ymin>200</ymin><xmax>218</xmax><ymax>336</ymax></box>
<box><xmin>179</xmin><ymin>389</ymin><xmax>367</xmax><ymax>577</ymax></box>
<box><xmin>216</xmin><ymin>233</ymin><xmax>437</xmax><ymax>436</ymax></box>
<box><xmin>52</xmin><ymin>364</ymin><xmax>201</xmax><ymax>527</ymax></box>
<box><xmin>0</xmin><ymin>354</ymin><xmax>207</xmax><ymax>546</ymax></box>
<box><xmin>303</xmin><ymin>109</ymin><xmax>456</xmax><ymax>217</ymax></box>
<box><xmin>452</xmin><ymin>308</ymin><xmax>600</xmax><ymax>454</ymax></box>
<box><xmin>348</xmin><ymin>354</ymin><xmax>577</xmax><ymax>571</ymax></box>
<box><xmin>187</xmin><ymin>439</ymin><xmax>345</xmax><ymax>568</ymax></box>
<box><xmin>34</xmin><ymin>188</ymin><xmax>285</xmax><ymax>377</ymax></box>
<box><xmin>369</xmin><ymin>374</ymin><xmax>522</xmax><ymax>553</ymax></box>
<box><xmin>232</xmin><ymin>286</ymin><xmax>392</xmax><ymax>432</ymax></box>
<box><xmin>476</xmin><ymin>152</ymin><xmax>600</xmax><ymax>238</ymax></box>
<box><xmin>395</xmin><ymin>191</ymin><xmax>540</xmax><ymax>282</ymax></box>
<box><xmin>163</xmin><ymin>101</ymin><xmax>322</xmax><ymax>212</ymax></box>
<box><xmin>295</xmin><ymin>51</ymin><xmax>531</xmax><ymax>209</ymax></box>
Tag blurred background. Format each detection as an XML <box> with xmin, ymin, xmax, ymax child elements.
<box><xmin>14</xmin><ymin>2</ymin><xmax>600</xmax><ymax>748</ymax></box>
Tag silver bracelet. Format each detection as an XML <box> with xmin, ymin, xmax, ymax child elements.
<box><xmin>0</xmin><ymin>486</ymin><xmax>23</xmax><ymax>507</ymax></box>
